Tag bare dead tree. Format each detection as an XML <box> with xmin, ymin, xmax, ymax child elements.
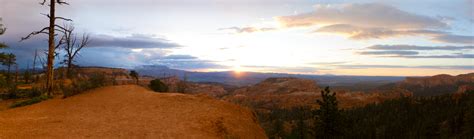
<box><xmin>20</xmin><ymin>0</ymin><xmax>71</xmax><ymax>96</ymax></box>
<box><xmin>61</xmin><ymin>24</ymin><xmax>90</xmax><ymax>78</ymax></box>
<box><xmin>3</xmin><ymin>53</ymin><xmax>16</xmax><ymax>83</ymax></box>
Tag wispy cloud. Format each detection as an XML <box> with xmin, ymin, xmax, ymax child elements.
<box><xmin>335</xmin><ymin>64</ymin><xmax>474</xmax><ymax>70</ymax></box>
<box><xmin>91</xmin><ymin>34</ymin><xmax>182</xmax><ymax>49</ymax></box>
<box><xmin>432</xmin><ymin>34</ymin><xmax>474</xmax><ymax>44</ymax></box>
<box><xmin>314</xmin><ymin>24</ymin><xmax>445</xmax><ymax>40</ymax></box>
<box><xmin>384</xmin><ymin>54</ymin><xmax>474</xmax><ymax>59</ymax></box>
<box><xmin>357</xmin><ymin>51</ymin><xmax>473</xmax><ymax>59</ymax></box>
<box><xmin>357</xmin><ymin>51</ymin><xmax>419</xmax><ymax>56</ymax></box>
<box><xmin>309</xmin><ymin>62</ymin><xmax>474</xmax><ymax>70</ymax></box>
<box><xmin>284</xmin><ymin>3</ymin><xmax>473</xmax><ymax>44</ymax></box>
<box><xmin>242</xmin><ymin>65</ymin><xmax>319</xmax><ymax>73</ymax></box>
<box><xmin>161</xmin><ymin>54</ymin><xmax>197</xmax><ymax>60</ymax></box>
<box><xmin>357</xmin><ymin>44</ymin><xmax>474</xmax><ymax>59</ymax></box>
<box><xmin>367</xmin><ymin>45</ymin><xmax>474</xmax><ymax>51</ymax></box>
<box><xmin>277</xmin><ymin>3</ymin><xmax>447</xmax><ymax>29</ymax></box>
<box><xmin>218</xmin><ymin>27</ymin><xmax>277</xmax><ymax>33</ymax></box>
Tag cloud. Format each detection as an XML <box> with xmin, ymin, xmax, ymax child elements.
<box><xmin>357</xmin><ymin>51</ymin><xmax>419</xmax><ymax>56</ymax></box>
<box><xmin>242</xmin><ymin>65</ymin><xmax>319</xmax><ymax>73</ymax></box>
<box><xmin>2</xmin><ymin>32</ymin><xmax>184</xmax><ymax>68</ymax></box>
<box><xmin>367</xmin><ymin>45</ymin><xmax>474</xmax><ymax>51</ymax></box>
<box><xmin>218</xmin><ymin>27</ymin><xmax>276</xmax><ymax>33</ymax></box>
<box><xmin>77</xmin><ymin>47</ymin><xmax>142</xmax><ymax>68</ymax></box>
<box><xmin>154</xmin><ymin>59</ymin><xmax>228</xmax><ymax>70</ymax></box>
<box><xmin>308</xmin><ymin>62</ymin><xmax>474</xmax><ymax>70</ymax></box>
<box><xmin>137</xmin><ymin>54</ymin><xmax>228</xmax><ymax>70</ymax></box>
<box><xmin>161</xmin><ymin>54</ymin><xmax>198</xmax><ymax>60</ymax></box>
<box><xmin>308</xmin><ymin>62</ymin><xmax>349</xmax><ymax>66</ymax></box>
<box><xmin>277</xmin><ymin>3</ymin><xmax>447</xmax><ymax>29</ymax></box>
<box><xmin>77</xmin><ymin>47</ymin><xmax>226</xmax><ymax>70</ymax></box>
<box><xmin>314</xmin><ymin>24</ymin><xmax>445</xmax><ymax>40</ymax></box>
<box><xmin>273</xmin><ymin>3</ymin><xmax>474</xmax><ymax>43</ymax></box>
<box><xmin>358</xmin><ymin>44</ymin><xmax>474</xmax><ymax>59</ymax></box>
<box><xmin>334</xmin><ymin>64</ymin><xmax>474</xmax><ymax>70</ymax></box>
<box><xmin>432</xmin><ymin>34</ymin><xmax>474</xmax><ymax>44</ymax></box>
<box><xmin>357</xmin><ymin>50</ymin><xmax>473</xmax><ymax>59</ymax></box>
<box><xmin>384</xmin><ymin>54</ymin><xmax>474</xmax><ymax>59</ymax></box>
<box><xmin>90</xmin><ymin>34</ymin><xmax>182</xmax><ymax>49</ymax></box>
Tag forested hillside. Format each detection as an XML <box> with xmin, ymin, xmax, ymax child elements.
<box><xmin>259</xmin><ymin>90</ymin><xmax>474</xmax><ymax>138</ymax></box>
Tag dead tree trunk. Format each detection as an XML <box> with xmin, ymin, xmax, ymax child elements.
<box><xmin>32</xmin><ymin>49</ymin><xmax>38</xmax><ymax>82</ymax></box>
<box><xmin>45</xmin><ymin>0</ymin><xmax>56</xmax><ymax>95</ymax></box>
<box><xmin>21</xmin><ymin>0</ymin><xmax>71</xmax><ymax>96</ymax></box>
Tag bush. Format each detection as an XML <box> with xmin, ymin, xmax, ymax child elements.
<box><xmin>9</xmin><ymin>95</ymin><xmax>51</xmax><ymax>108</ymax></box>
<box><xmin>88</xmin><ymin>73</ymin><xmax>108</xmax><ymax>88</ymax></box>
<box><xmin>0</xmin><ymin>86</ymin><xmax>42</xmax><ymax>100</ymax></box>
<box><xmin>0</xmin><ymin>74</ymin><xmax>7</xmax><ymax>88</ymax></box>
<box><xmin>149</xmin><ymin>79</ymin><xmax>168</xmax><ymax>92</ymax></box>
<box><xmin>62</xmin><ymin>73</ymin><xmax>109</xmax><ymax>98</ymax></box>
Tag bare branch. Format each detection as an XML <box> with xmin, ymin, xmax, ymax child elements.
<box><xmin>54</xmin><ymin>29</ymin><xmax>66</xmax><ymax>34</ymax></box>
<box><xmin>20</xmin><ymin>27</ymin><xmax>50</xmax><ymax>41</ymax></box>
<box><xmin>56</xmin><ymin>0</ymin><xmax>69</xmax><ymax>5</ymax></box>
<box><xmin>72</xmin><ymin>33</ymin><xmax>90</xmax><ymax>58</ymax></box>
<box><xmin>55</xmin><ymin>36</ymin><xmax>65</xmax><ymax>50</ymax></box>
<box><xmin>54</xmin><ymin>24</ymin><xmax>68</xmax><ymax>31</ymax></box>
<box><xmin>40</xmin><ymin>13</ymin><xmax>51</xmax><ymax>19</ymax></box>
<box><xmin>56</xmin><ymin>17</ymin><xmax>73</xmax><ymax>22</ymax></box>
<box><xmin>39</xmin><ymin>0</ymin><xmax>47</xmax><ymax>5</ymax></box>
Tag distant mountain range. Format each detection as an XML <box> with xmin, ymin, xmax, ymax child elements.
<box><xmin>134</xmin><ymin>65</ymin><xmax>405</xmax><ymax>89</ymax></box>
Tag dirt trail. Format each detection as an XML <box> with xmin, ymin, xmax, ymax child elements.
<box><xmin>0</xmin><ymin>85</ymin><xmax>267</xmax><ymax>138</ymax></box>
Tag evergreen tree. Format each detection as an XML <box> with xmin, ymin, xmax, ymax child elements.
<box><xmin>2</xmin><ymin>53</ymin><xmax>16</xmax><ymax>83</ymax></box>
<box><xmin>314</xmin><ymin>87</ymin><xmax>343</xmax><ymax>138</ymax></box>
<box><xmin>129</xmin><ymin>70</ymin><xmax>139</xmax><ymax>84</ymax></box>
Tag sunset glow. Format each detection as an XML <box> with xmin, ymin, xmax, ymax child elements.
<box><xmin>1</xmin><ymin>0</ymin><xmax>472</xmax><ymax>76</ymax></box>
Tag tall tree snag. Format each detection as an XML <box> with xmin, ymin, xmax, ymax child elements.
<box><xmin>21</xmin><ymin>0</ymin><xmax>71</xmax><ymax>96</ymax></box>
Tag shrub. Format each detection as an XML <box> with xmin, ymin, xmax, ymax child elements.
<box><xmin>149</xmin><ymin>79</ymin><xmax>168</xmax><ymax>92</ymax></box>
<box><xmin>0</xmin><ymin>74</ymin><xmax>7</xmax><ymax>88</ymax></box>
<box><xmin>88</xmin><ymin>73</ymin><xmax>107</xmax><ymax>88</ymax></box>
<box><xmin>9</xmin><ymin>95</ymin><xmax>51</xmax><ymax>108</ymax></box>
<box><xmin>62</xmin><ymin>73</ymin><xmax>109</xmax><ymax>98</ymax></box>
<box><xmin>0</xmin><ymin>86</ymin><xmax>42</xmax><ymax>100</ymax></box>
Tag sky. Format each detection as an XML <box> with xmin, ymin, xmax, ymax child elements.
<box><xmin>0</xmin><ymin>0</ymin><xmax>473</xmax><ymax>76</ymax></box>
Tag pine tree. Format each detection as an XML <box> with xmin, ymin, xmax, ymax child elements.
<box><xmin>2</xmin><ymin>53</ymin><xmax>16</xmax><ymax>83</ymax></box>
<box><xmin>129</xmin><ymin>70</ymin><xmax>139</xmax><ymax>85</ymax></box>
<box><xmin>314</xmin><ymin>87</ymin><xmax>343</xmax><ymax>138</ymax></box>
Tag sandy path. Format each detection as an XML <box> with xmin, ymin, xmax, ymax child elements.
<box><xmin>0</xmin><ymin>85</ymin><xmax>266</xmax><ymax>138</ymax></box>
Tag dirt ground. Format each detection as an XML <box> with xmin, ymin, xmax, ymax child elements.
<box><xmin>0</xmin><ymin>85</ymin><xmax>267</xmax><ymax>138</ymax></box>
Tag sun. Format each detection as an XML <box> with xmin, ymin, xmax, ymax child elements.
<box><xmin>232</xmin><ymin>65</ymin><xmax>244</xmax><ymax>77</ymax></box>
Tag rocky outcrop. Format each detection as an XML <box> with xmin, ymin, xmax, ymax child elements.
<box><xmin>225</xmin><ymin>77</ymin><xmax>413</xmax><ymax>109</ymax></box>
<box><xmin>224</xmin><ymin>78</ymin><xmax>320</xmax><ymax>109</ymax></box>
<box><xmin>384</xmin><ymin>73</ymin><xmax>474</xmax><ymax>96</ymax></box>
<box><xmin>160</xmin><ymin>76</ymin><xmax>228</xmax><ymax>98</ymax></box>
<box><xmin>233</xmin><ymin>77</ymin><xmax>320</xmax><ymax>96</ymax></box>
